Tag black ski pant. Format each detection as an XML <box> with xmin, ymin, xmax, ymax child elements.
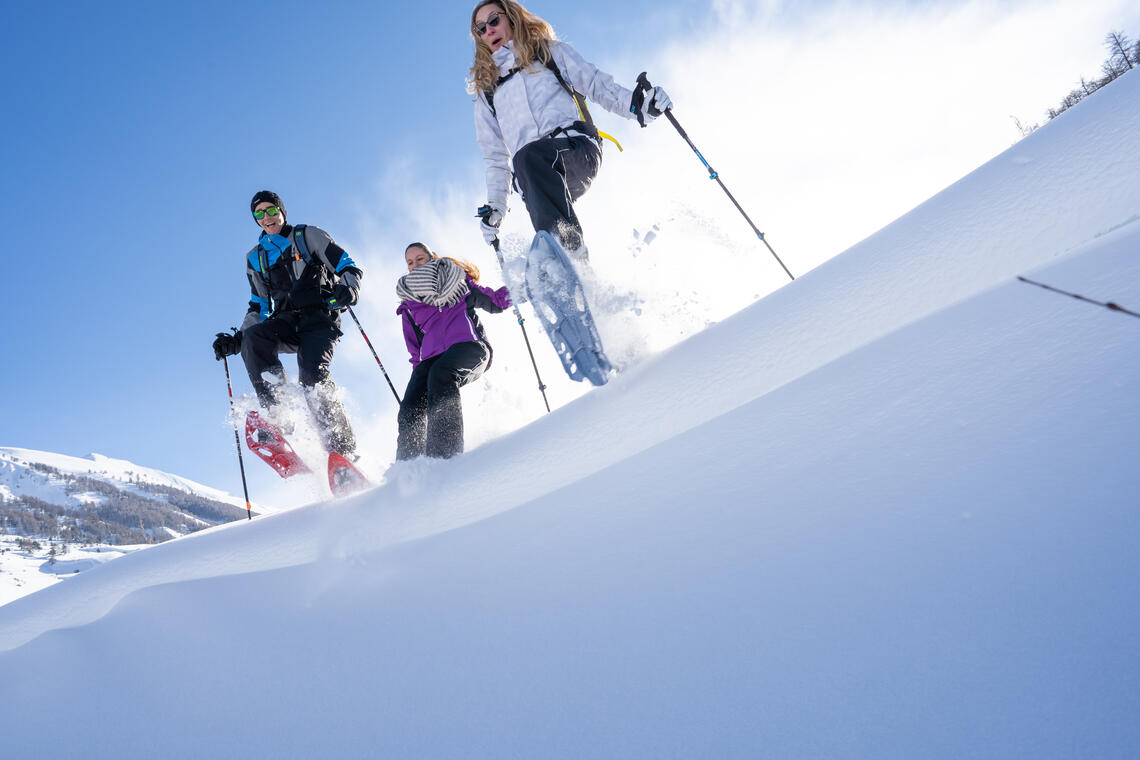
<box><xmin>396</xmin><ymin>341</ymin><xmax>490</xmax><ymax>461</ymax></box>
<box><xmin>241</xmin><ymin>309</ymin><xmax>356</xmax><ymax>455</ymax></box>
<box><xmin>512</xmin><ymin>135</ymin><xmax>601</xmax><ymax>258</ymax></box>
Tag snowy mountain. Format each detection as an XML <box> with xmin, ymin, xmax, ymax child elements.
<box><xmin>0</xmin><ymin>71</ymin><xmax>1137</xmax><ymax>759</ymax></box>
<box><xmin>2</xmin><ymin>445</ymin><xmax>246</xmax><ymax>501</ymax></box>
<box><xmin>0</xmin><ymin>447</ymin><xmax>252</xmax><ymax>604</ymax></box>
<box><xmin>0</xmin><ymin>446</ymin><xmax>251</xmax><ymax>538</ymax></box>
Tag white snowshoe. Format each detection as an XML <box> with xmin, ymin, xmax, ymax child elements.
<box><xmin>525</xmin><ymin>231</ymin><xmax>613</xmax><ymax>386</ymax></box>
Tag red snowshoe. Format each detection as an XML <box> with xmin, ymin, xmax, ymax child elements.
<box><xmin>244</xmin><ymin>411</ymin><xmax>312</xmax><ymax>479</ymax></box>
<box><xmin>328</xmin><ymin>451</ymin><xmax>370</xmax><ymax>497</ymax></box>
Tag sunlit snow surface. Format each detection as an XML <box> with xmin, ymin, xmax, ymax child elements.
<box><xmin>1</xmin><ymin>74</ymin><xmax>1138</xmax><ymax>760</ymax></box>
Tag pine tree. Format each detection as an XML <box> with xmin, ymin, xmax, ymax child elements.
<box><xmin>1045</xmin><ymin>28</ymin><xmax>1136</xmax><ymax>122</ymax></box>
<box><xmin>1104</xmin><ymin>31</ymin><xmax>1135</xmax><ymax>79</ymax></box>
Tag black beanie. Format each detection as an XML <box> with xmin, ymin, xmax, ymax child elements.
<box><xmin>250</xmin><ymin>190</ymin><xmax>286</xmax><ymax>223</ymax></box>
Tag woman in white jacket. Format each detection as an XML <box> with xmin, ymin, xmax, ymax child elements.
<box><xmin>468</xmin><ymin>0</ymin><xmax>672</xmax><ymax>260</ymax></box>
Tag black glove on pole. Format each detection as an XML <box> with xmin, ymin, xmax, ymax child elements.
<box><xmin>325</xmin><ymin>284</ymin><xmax>358</xmax><ymax>312</ymax></box>
<box><xmin>636</xmin><ymin>72</ymin><xmax>794</xmax><ymax>282</ymax></box>
<box><xmin>213</xmin><ymin>330</ymin><xmax>242</xmax><ymax>360</ymax></box>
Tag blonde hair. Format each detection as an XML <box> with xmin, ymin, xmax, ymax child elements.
<box><xmin>467</xmin><ymin>0</ymin><xmax>556</xmax><ymax>95</ymax></box>
<box><xmin>405</xmin><ymin>243</ymin><xmax>481</xmax><ymax>283</ymax></box>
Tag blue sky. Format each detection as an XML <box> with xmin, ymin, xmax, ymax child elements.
<box><xmin>2</xmin><ymin>0</ymin><xmax>1136</xmax><ymax>495</ymax></box>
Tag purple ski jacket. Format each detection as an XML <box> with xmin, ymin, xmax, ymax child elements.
<box><xmin>397</xmin><ymin>276</ymin><xmax>512</xmax><ymax>368</ymax></box>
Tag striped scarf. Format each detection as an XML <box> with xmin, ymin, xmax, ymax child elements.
<box><xmin>396</xmin><ymin>258</ymin><xmax>469</xmax><ymax>308</ymax></box>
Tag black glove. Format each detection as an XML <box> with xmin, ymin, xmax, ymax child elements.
<box><xmin>476</xmin><ymin>203</ymin><xmax>505</xmax><ymax>245</ymax></box>
<box><xmin>326</xmin><ymin>269</ymin><xmax>361</xmax><ymax>311</ymax></box>
<box><xmin>325</xmin><ymin>283</ymin><xmax>357</xmax><ymax>311</ymax></box>
<box><xmin>631</xmin><ymin>72</ymin><xmax>672</xmax><ymax>127</ymax></box>
<box><xmin>212</xmin><ymin>330</ymin><xmax>242</xmax><ymax>360</ymax></box>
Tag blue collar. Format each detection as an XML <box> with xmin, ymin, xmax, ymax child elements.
<box><xmin>259</xmin><ymin>231</ymin><xmax>292</xmax><ymax>256</ymax></box>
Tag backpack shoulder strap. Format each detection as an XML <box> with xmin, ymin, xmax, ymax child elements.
<box><xmin>544</xmin><ymin>56</ymin><xmax>623</xmax><ymax>151</ymax></box>
<box><xmin>543</xmin><ymin>57</ymin><xmax>593</xmax><ymax>126</ymax></box>
<box><xmin>291</xmin><ymin>224</ymin><xmax>341</xmax><ymax>277</ymax></box>
<box><xmin>484</xmin><ymin>65</ymin><xmax>521</xmax><ymax>120</ymax></box>
<box><xmin>291</xmin><ymin>224</ymin><xmax>312</xmax><ymax>264</ymax></box>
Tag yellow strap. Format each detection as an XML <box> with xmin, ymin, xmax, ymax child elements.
<box><xmin>571</xmin><ymin>94</ymin><xmax>586</xmax><ymax>122</ymax></box>
<box><xmin>598</xmin><ymin>130</ymin><xmax>623</xmax><ymax>152</ymax></box>
<box><xmin>568</xmin><ymin>91</ymin><xmax>623</xmax><ymax>152</ymax></box>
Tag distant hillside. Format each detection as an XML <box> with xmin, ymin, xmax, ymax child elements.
<box><xmin>0</xmin><ymin>448</ymin><xmax>251</xmax><ymax>545</ymax></box>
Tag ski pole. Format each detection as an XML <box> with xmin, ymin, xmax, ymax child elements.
<box><xmin>637</xmin><ymin>72</ymin><xmax>795</xmax><ymax>282</ymax></box>
<box><xmin>1017</xmin><ymin>276</ymin><xmax>1140</xmax><ymax>319</ymax></box>
<box><xmin>494</xmin><ymin>239</ymin><xmax>551</xmax><ymax>417</ymax></box>
<box><xmin>344</xmin><ymin>305</ymin><xmax>403</xmax><ymax>405</ymax></box>
<box><xmin>475</xmin><ymin>210</ymin><xmax>551</xmax><ymax>413</ymax></box>
<box><xmin>220</xmin><ymin>350</ymin><xmax>253</xmax><ymax>520</ymax></box>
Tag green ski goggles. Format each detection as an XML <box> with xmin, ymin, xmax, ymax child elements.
<box><xmin>253</xmin><ymin>206</ymin><xmax>282</xmax><ymax>220</ymax></box>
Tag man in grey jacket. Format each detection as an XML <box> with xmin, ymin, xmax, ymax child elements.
<box><xmin>212</xmin><ymin>190</ymin><xmax>362</xmax><ymax>457</ymax></box>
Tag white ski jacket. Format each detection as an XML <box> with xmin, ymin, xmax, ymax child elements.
<box><xmin>474</xmin><ymin>40</ymin><xmax>636</xmax><ymax>210</ymax></box>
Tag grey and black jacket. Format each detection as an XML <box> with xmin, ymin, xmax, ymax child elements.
<box><xmin>241</xmin><ymin>224</ymin><xmax>362</xmax><ymax>330</ymax></box>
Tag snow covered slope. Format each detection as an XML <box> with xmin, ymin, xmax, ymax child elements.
<box><xmin>0</xmin><ymin>72</ymin><xmax>1136</xmax><ymax>758</ymax></box>
<box><xmin>0</xmin><ymin>447</ymin><xmax>252</xmax><ymax>603</ymax></box>
<box><xmin>0</xmin><ymin>535</ymin><xmax>143</xmax><ymax>607</ymax></box>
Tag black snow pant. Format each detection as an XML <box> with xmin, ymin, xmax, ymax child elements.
<box><xmin>396</xmin><ymin>341</ymin><xmax>490</xmax><ymax>461</ymax></box>
<box><xmin>512</xmin><ymin>135</ymin><xmax>602</xmax><ymax>259</ymax></box>
<box><xmin>241</xmin><ymin>308</ymin><xmax>356</xmax><ymax>456</ymax></box>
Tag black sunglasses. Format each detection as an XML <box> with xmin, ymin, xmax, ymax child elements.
<box><xmin>253</xmin><ymin>206</ymin><xmax>282</xmax><ymax>220</ymax></box>
<box><xmin>475</xmin><ymin>12</ymin><xmax>504</xmax><ymax>37</ymax></box>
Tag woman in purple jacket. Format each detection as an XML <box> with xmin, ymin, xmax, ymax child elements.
<box><xmin>396</xmin><ymin>242</ymin><xmax>512</xmax><ymax>460</ymax></box>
